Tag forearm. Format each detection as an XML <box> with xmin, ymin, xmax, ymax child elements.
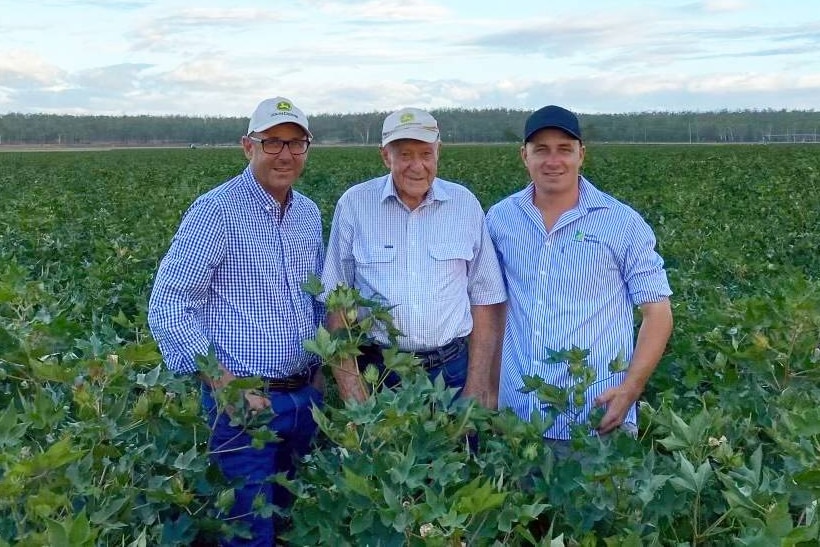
<box><xmin>622</xmin><ymin>299</ymin><xmax>673</xmax><ymax>395</ymax></box>
<box><xmin>465</xmin><ymin>302</ymin><xmax>506</xmax><ymax>407</ymax></box>
<box><xmin>327</xmin><ymin>311</ymin><xmax>368</xmax><ymax>403</ymax></box>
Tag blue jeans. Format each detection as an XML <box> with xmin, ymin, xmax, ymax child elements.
<box><xmin>202</xmin><ymin>384</ymin><xmax>323</xmax><ymax>546</ymax></box>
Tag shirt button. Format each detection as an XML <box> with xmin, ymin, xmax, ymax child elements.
<box><xmin>540</xmin><ymin>270</ymin><xmax>547</xmax><ymax>275</ymax></box>
<box><xmin>534</xmin><ymin>331</ymin><xmax>541</xmax><ymax>337</ymax></box>
<box><xmin>537</xmin><ymin>301</ymin><xmax>544</xmax><ymax>306</ymax></box>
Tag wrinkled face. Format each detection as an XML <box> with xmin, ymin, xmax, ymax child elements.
<box><xmin>521</xmin><ymin>128</ymin><xmax>585</xmax><ymax>198</ymax></box>
<box><xmin>381</xmin><ymin>139</ymin><xmax>440</xmax><ymax>210</ymax></box>
<box><xmin>242</xmin><ymin>122</ymin><xmax>309</xmax><ymax>203</ymax></box>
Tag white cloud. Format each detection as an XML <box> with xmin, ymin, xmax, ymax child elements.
<box><xmin>0</xmin><ymin>0</ymin><xmax>819</xmax><ymax>115</ymax></box>
<box><xmin>312</xmin><ymin>0</ymin><xmax>452</xmax><ymax>22</ymax></box>
<box><xmin>699</xmin><ymin>0</ymin><xmax>751</xmax><ymax>13</ymax></box>
<box><xmin>0</xmin><ymin>50</ymin><xmax>65</xmax><ymax>86</ymax></box>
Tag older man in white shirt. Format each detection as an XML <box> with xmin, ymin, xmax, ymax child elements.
<box><xmin>321</xmin><ymin>107</ymin><xmax>507</xmax><ymax>407</ymax></box>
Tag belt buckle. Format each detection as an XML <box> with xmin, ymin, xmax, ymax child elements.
<box><xmin>423</xmin><ymin>346</ymin><xmax>448</xmax><ymax>369</ymax></box>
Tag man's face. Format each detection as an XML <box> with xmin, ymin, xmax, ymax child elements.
<box><xmin>521</xmin><ymin>128</ymin><xmax>585</xmax><ymax>197</ymax></box>
<box><xmin>381</xmin><ymin>139</ymin><xmax>440</xmax><ymax>210</ymax></box>
<box><xmin>242</xmin><ymin>122</ymin><xmax>309</xmax><ymax>203</ymax></box>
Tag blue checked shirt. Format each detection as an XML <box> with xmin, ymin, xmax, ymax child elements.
<box><xmin>321</xmin><ymin>174</ymin><xmax>506</xmax><ymax>351</ymax></box>
<box><xmin>148</xmin><ymin>166</ymin><xmax>324</xmax><ymax>377</ymax></box>
<box><xmin>486</xmin><ymin>177</ymin><xmax>672</xmax><ymax>439</ymax></box>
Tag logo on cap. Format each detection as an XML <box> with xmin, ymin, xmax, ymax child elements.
<box><xmin>277</xmin><ymin>101</ymin><xmax>292</xmax><ymax>111</ymax></box>
<box><xmin>399</xmin><ymin>113</ymin><xmax>414</xmax><ymax>123</ymax></box>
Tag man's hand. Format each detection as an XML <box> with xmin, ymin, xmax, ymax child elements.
<box><xmin>242</xmin><ymin>389</ymin><xmax>271</xmax><ymax>416</ymax></box>
<box><xmin>593</xmin><ymin>383</ymin><xmax>642</xmax><ymax>434</ymax></box>
<box><xmin>594</xmin><ymin>299</ymin><xmax>673</xmax><ymax>435</ymax></box>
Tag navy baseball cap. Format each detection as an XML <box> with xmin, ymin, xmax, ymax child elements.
<box><xmin>524</xmin><ymin>105</ymin><xmax>582</xmax><ymax>142</ymax></box>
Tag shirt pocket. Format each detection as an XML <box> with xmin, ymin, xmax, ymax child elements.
<box><xmin>557</xmin><ymin>241</ymin><xmax>620</xmax><ymax>297</ymax></box>
<box><xmin>353</xmin><ymin>244</ymin><xmax>397</xmax><ymax>265</ymax></box>
<box><xmin>429</xmin><ymin>243</ymin><xmax>474</xmax><ymax>262</ymax></box>
<box><xmin>351</xmin><ymin>244</ymin><xmax>397</xmax><ymax>302</ymax></box>
<box><xmin>428</xmin><ymin>243</ymin><xmax>473</xmax><ymax>297</ymax></box>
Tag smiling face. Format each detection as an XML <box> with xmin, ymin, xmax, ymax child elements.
<box><xmin>380</xmin><ymin>139</ymin><xmax>440</xmax><ymax>210</ymax></box>
<box><xmin>522</xmin><ymin>127</ymin><xmax>585</xmax><ymax>200</ymax></box>
<box><xmin>242</xmin><ymin>122</ymin><xmax>309</xmax><ymax>203</ymax></box>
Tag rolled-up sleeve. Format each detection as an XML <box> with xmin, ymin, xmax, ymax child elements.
<box><xmin>466</xmin><ymin>207</ymin><xmax>507</xmax><ymax>306</ymax></box>
<box><xmin>622</xmin><ymin>215</ymin><xmax>672</xmax><ymax>306</ymax></box>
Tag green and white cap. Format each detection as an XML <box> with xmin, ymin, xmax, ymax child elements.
<box><xmin>381</xmin><ymin>107</ymin><xmax>439</xmax><ymax>146</ymax></box>
<box><xmin>247</xmin><ymin>97</ymin><xmax>312</xmax><ymax>139</ymax></box>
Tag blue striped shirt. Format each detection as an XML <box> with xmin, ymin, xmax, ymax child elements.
<box><xmin>486</xmin><ymin>177</ymin><xmax>672</xmax><ymax>439</ymax></box>
<box><xmin>321</xmin><ymin>174</ymin><xmax>506</xmax><ymax>351</ymax></box>
<box><xmin>148</xmin><ymin>166</ymin><xmax>324</xmax><ymax>377</ymax></box>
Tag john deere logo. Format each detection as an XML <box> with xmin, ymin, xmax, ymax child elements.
<box><xmin>399</xmin><ymin>113</ymin><xmax>414</xmax><ymax>123</ymax></box>
<box><xmin>277</xmin><ymin>101</ymin><xmax>292</xmax><ymax>111</ymax></box>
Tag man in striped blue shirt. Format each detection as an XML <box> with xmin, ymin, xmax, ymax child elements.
<box><xmin>486</xmin><ymin>105</ymin><xmax>673</xmax><ymax>444</ymax></box>
<box><xmin>322</xmin><ymin>107</ymin><xmax>507</xmax><ymax>408</ymax></box>
<box><xmin>148</xmin><ymin>97</ymin><xmax>324</xmax><ymax>546</ymax></box>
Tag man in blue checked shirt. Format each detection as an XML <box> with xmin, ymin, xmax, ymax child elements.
<box><xmin>486</xmin><ymin>105</ymin><xmax>673</xmax><ymax>447</ymax></box>
<box><xmin>321</xmin><ymin>107</ymin><xmax>507</xmax><ymax>408</ymax></box>
<box><xmin>148</xmin><ymin>97</ymin><xmax>324</xmax><ymax>546</ymax></box>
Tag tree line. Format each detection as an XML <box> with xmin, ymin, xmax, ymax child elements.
<box><xmin>1</xmin><ymin>108</ymin><xmax>818</xmax><ymax>146</ymax></box>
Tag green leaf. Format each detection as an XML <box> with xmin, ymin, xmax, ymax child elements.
<box><xmin>793</xmin><ymin>469</ymin><xmax>820</xmax><ymax>496</ymax></box>
<box><xmin>342</xmin><ymin>467</ymin><xmax>374</xmax><ymax>499</ymax></box>
<box><xmin>46</xmin><ymin>518</ymin><xmax>70</xmax><ymax>547</ymax></box>
<box><xmin>135</xmin><ymin>364</ymin><xmax>162</xmax><ymax>387</ymax></box>
<box><xmin>90</xmin><ymin>496</ymin><xmax>129</xmax><ymax>525</ymax></box>
<box><xmin>0</xmin><ymin>404</ymin><xmax>28</xmax><ymax>448</ymax></box>
<box><xmin>636</xmin><ymin>474</ymin><xmax>672</xmax><ymax>506</ymax></box>
<box><xmin>764</xmin><ymin>499</ymin><xmax>793</xmax><ymax>537</ymax></box>
<box><xmin>783</xmin><ymin>520</ymin><xmax>820</xmax><ymax>546</ymax></box>
<box><xmin>301</xmin><ymin>273</ymin><xmax>324</xmax><ymax>296</ymax></box>
<box><xmin>349</xmin><ymin>510</ymin><xmax>373</xmax><ymax>535</ymax></box>
<box><xmin>172</xmin><ymin>444</ymin><xmax>199</xmax><ymax>471</ymax></box>
<box><xmin>68</xmin><ymin>510</ymin><xmax>92</xmax><ymax>544</ymax></box>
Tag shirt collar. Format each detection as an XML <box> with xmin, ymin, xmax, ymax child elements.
<box><xmin>379</xmin><ymin>174</ymin><xmax>452</xmax><ymax>205</ymax></box>
<box><xmin>577</xmin><ymin>176</ymin><xmax>610</xmax><ymax>213</ymax></box>
<box><xmin>514</xmin><ymin>175</ymin><xmax>610</xmax><ymax>214</ymax></box>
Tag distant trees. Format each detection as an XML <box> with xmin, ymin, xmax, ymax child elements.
<box><xmin>0</xmin><ymin>108</ymin><xmax>818</xmax><ymax>146</ymax></box>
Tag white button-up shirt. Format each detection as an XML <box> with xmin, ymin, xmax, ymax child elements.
<box><xmin>322</xmin><ymin>174</ymin><xmax>506</xmax><ymax>351</ymax></box>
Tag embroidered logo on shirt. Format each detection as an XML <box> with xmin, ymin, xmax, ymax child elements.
<box><xmin>572</xmin><ymin>230</ymin><xmax>599</xmax><ymax>243</ymax></box>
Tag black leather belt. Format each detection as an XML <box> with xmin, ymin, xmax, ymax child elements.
<box><xmin>412</xmin><ymin>337</ymin><xmax>467</xmax><ymax>369</ymax></box>
<box><xmin>358</xmin><ymin>337</ymin><xmax>467</xmax><ymax>370</ymax></box>
<box><xmin>263</xmin><ymin>369</ymin><xmax>312</xmax><ymax>392</ymax></box>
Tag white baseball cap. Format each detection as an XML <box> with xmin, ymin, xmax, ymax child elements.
<box><xmin>247</xmin><ymin>97</ymin><xmax>313</xmax><ymax>139</ymax></box>
<box><xmin>381</xmin><ymin>107</ymin><xmax>440</xmax><ymax>146</ymax></box>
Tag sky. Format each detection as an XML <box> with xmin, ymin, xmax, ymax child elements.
<box><xmin>1</xmin><ymin>0</ymin><xmax>819</xmax><ymax>118</ymax></box>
